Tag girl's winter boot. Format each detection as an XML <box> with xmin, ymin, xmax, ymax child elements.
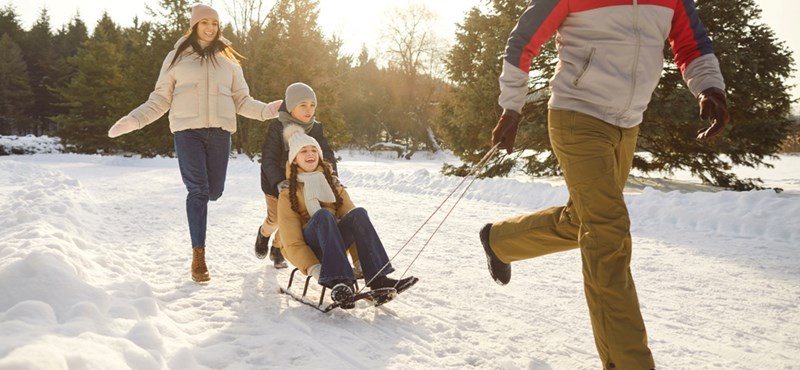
<box><xmin>330</xmin><ymin>282</ymin><xmax>355</xmax><ymax>309</ymax></box>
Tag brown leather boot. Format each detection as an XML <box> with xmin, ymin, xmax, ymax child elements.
<box><xmin>191</xmin><ymin>247</ymin><xmax>210</xmax><ymax>282</ymax></box>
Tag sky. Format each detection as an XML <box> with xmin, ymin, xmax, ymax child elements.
<box><xmin>0</xmin><ymin>135</ymin><xmax>799</xmax><ymax>369</ymax></box>
<box><xmin>3</xmin><ymin>0</ymin><xmax>799</xmax><ymax>104</ymax></box>
<box><xmin>2</xmin><ymin>0</ymin><xmax>481</xmax><ymax>57</ymax></box>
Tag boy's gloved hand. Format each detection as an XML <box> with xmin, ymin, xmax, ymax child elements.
<box><xmin>491</xmin><ymin>109</ymin><xmax>522</xmax><ymax>154</ymax></box>
<box><xmin>108</xmin><ymin>116</ymin><xmax>140</xmax><ymax>138</ymax></box>
<box><xmin>696</xmin><ymin>87</ymin><xmax>729</xmax><ymax>142</ymax></box>
<box><xmin>276</xmin><ymin>180</ymin><xmax>290</xmax><ymax>193</ymax></box>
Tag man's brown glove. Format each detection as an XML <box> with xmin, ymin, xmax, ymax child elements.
<box><xmin>491</xmin><ymin>110</ymin><xmax>522</xmax><ymax>154</ymax></box>
<box><xmin>696</xmin><ymin>87</ymin><xmax>729</xmax><ymax>142</ymax></box>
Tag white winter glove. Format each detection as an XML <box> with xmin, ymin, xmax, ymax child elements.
<box><xmin>108</xmin><ymin>116</ymin><xmax>140</xmax><ymax>138</ymax></box>
<box><xmin>307</xmin><ymin>264</ymin><xmax>321</xmax><ymax>282</ymax></box>
<box><xmin>263</xmin><ymin>100</ymin><xmax>282</xmax><ymax>120</ymax></box>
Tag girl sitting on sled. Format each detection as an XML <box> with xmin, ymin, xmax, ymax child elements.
<box><xmin>277</xmin><ymin>124</ymin><xmax>418</xmax><ymax>308</ymax></box>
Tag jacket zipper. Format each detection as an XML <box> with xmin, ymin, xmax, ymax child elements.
<box><xmin>206</xmin><ymin>59</ymin><xmax>211</xmax><ymax>128</ymax></box>
<box><xmin>622</xmin><ymin>0</ymin><xmax>641</xmax><ymax>117</ymax></box>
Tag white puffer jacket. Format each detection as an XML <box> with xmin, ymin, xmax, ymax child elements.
<box><xmin>127</xmin><ymin>36</ymin><xmax>277</xmax><ymax>133</ymax></box>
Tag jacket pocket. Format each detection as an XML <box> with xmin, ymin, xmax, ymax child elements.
<box><xmin>573</xmin><ymin>48</ymin><xmax>596</xmax><ymax>87</ymax></box>
<box><xmin>171</xmin><ymin>83</ymin><xmax>199</xmax><ymax>119</ymax></box>
<box><xmin>217</xmin><ymin>85</ymin><xmax>237</xmax><ymax>118</ymax></box>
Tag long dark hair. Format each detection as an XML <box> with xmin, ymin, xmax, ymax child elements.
<box><xmin>168</xmin><ymin>24</ymin><xmax>245</xmax><ymax>69</ymax></box>
<box><xmin>288</xmin><ymin>160</ymin><xmax>343</xmax><ymax>215</ymax></box>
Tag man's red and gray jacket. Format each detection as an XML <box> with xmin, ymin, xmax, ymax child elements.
<box><xmin>499</xmin><ymin>0</ymin><xmax>726</xmax><ymax>127</ymax></box>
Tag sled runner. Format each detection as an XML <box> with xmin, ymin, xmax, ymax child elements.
<box><xmin>279</xmin><ymin>268</ymin><xmax>397</xmax><ymax>313</ymax></box>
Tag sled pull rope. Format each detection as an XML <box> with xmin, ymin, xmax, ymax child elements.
<box><xmin>361</xmin><ymin>143</ymin><xmax>502</xmax><ymax>292</ymax></box>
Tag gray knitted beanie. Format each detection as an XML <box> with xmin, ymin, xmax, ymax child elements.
<box><xmin>285</xmin><ymin>82</ymin><xmax>317</xmax><ymax>113</ymax></box>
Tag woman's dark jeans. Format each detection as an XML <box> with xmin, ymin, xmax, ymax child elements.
<box><xmin>174</xmin><ymin>128</ymin><xmax>231</xmax><ymax>248</ymax></box>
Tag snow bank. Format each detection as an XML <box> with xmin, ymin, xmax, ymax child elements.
<box><xmin>0</xmin><ymin>151</ymin><xmax>797</xmax><ymax>369</ymax></box>
<box><xmin>0</xmin><ymin>135</ymin><xmax>63</xmax><ymax>155</ymax></box>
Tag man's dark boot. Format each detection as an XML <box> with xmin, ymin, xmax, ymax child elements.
<box><xmin>480</xmin><ymin>224</ymin><xmax>510</xmax><ymax>285</ymax></box>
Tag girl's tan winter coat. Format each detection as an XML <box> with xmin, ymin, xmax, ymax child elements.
<box><xmin>277</xmin><ymin>165</ymin><xmax>357</xmax><ymax>275</ymax></box>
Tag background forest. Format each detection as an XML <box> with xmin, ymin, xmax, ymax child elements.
<box><xmin>0</xmin><ymin>0</ymin><xmax>797</xmax><ymax>189</ymax></box>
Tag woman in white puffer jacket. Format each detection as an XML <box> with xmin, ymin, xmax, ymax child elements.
<box><xmin>107</xmin><ymin>4</ymin><xmax>282</xmax><ymax>283</ymax></box>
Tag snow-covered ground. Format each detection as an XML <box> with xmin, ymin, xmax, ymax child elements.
<box><xmin>1</xmin><ymin>142</ymin><xmax>798</xmax><ymax>369</ymax></box>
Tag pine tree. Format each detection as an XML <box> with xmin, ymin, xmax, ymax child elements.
<box><xmin>52</xmin><ymin>16</ymin><xmax>88</xmax><ymax>61</ymax></box>
<box><xmin>439</xmin><ymin>0</ymin><xmax>794</xmax><ymax>189</ymax></box>
<box><xmin>0</xmin><ymin>34</ymin><xmax>34</xmax><ymax>135</ymax></box>
<box><xmin>146</xmin><ymin>0</ymin><xmax>192</xmax><ymax>38</ymax></box>
<box><xmin>339</xmin><ymin>48</ymin><xmax>392</xmax><ymax>148</ymax></box>
<box><xmin>19</xmin><ymin>9</ymin><xmax>61</xmax><ymax>135</ymax></box>
<box><xmin>53</xmin><ymin>16</ymin><xmax>89</xmax><ymax>71</ymax></box>
<box><xmin>1</xmin><ymin>5</ymin><xmax>24</xmax><ymax>41</ymax></box>
<box><xmin>48</xmin><ymin>16</ymin><xmax>90</xmax><ymax>126</ymax></box>
<box><xmin>240</xmin><ymin>0</ymin><xmax>350</xmax><ymax>156</ymax></box>
<box><xmin>640</xmin><ymin>0</ymin><xmax>795</xmax><ymax>190</ymax></box>
<box><xmin>111</xmin><ymin>18</ymin><xmax>175</xmax><ymax>157</ymax></box>
<box><xmin>437</xmin><ymin>0</ymin><xmax>543</xmax><ymax>177</ymax></box>
<box><xmin>53</xmin><ymin>14</ymin><xmax>130</xmax><ymax>153</ymax></box>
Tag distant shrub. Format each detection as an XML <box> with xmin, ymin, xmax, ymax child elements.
<box><xmin>0</xmin><ymin>135</ymin><xmax>64</xmax><ymax>155</ymax></box>
<box><xmin>780</xmin><ymin>117</ymin><xmax>800</xmax><ymax>153</ymax></box>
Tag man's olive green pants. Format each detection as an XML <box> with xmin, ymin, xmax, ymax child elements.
<box><xmin>489</xmin><ymin>110</ymin><xmax>655</xmax><ymax>369</ymax></box>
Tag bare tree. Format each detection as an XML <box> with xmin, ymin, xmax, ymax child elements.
<box><xmin>377</xmin><ymin>3</ymin><xmax>449</xmax><ymax>153</ymax></box>
<box><xmin>380</xmin><ymin>2</ymin><xmax>447</xmax><ymax>79</ymax></box>
<box><xmin>223</xmin><ymin>0</ymin><xmax>272</xmax><ymax>40</ymax></box>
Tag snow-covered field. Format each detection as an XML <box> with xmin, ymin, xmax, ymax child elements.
<box><xmin>1</xmin><ymin>145</ymin><xmax>798</xmax><ymax>369</ymax></box>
